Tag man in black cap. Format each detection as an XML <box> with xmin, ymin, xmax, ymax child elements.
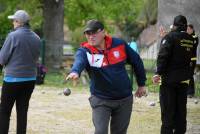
<box><xmin>153</xmin><ymin>15</ymin><xmax>194</xmax><ymax>134</ymax></box>
<box><xmin>66</xmin><ymin>19</ymin><xmax>147</xmax><ymax>134</ymax></box>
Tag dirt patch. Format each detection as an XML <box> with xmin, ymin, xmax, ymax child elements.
<box><xmin>4</xmin><ymin>86</ymin><xmax>200</xmax><ymax>134</ymax></box>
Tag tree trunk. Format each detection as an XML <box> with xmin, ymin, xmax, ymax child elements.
<box><xmin>42</xmin><ymin>0</ymin><xmax>64</xmax><ymax>69</ymax></box>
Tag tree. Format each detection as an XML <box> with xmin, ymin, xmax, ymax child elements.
<box><xmin>40</xmin><ymin>0</ymin><xmax>64</xmax><ymax>69</ymax></box>
<box><xmin>64</xmin><ymin>0</ymin><xmax>146</xmax><ymax>41</ymax></box>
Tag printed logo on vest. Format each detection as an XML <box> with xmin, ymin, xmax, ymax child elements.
<box><xmin>113</xmin><ymin>51</ymin><xmax>120</xmax><ymax>58</ymax></box>
<box><xmin>86</xmin><ymin>52</ymin><xmax>104</xmax><ymax>68</ymax></box>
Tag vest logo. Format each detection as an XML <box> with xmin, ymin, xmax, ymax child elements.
<box><xmin>86</xmin><ymin>52</ymin><xmax>104</xmax><ymax>68</ymax></box>
<box><xmin>186</xmin><ymin>48</ymin><xmax>190</xmax><ymax>51</ymax></box>
<box><xmin>162</xmin><ymin>39</ymin><xmax>166</xmax><ymax>45</ymax></box>
<box><xmin>113</xmin><ymin>51</ymin><xmax>120</xmax><ymax>58</ymax></box>
<box><xmin>95</xmin><ymin>59</ymin><xmax>100</xmax><ymax>62</ymax></box>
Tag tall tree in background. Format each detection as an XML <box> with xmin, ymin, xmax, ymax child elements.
<box><xmin>40</xmin><ymin>0</ymin><xmax>64</xmax><ymax>68</ymax></box>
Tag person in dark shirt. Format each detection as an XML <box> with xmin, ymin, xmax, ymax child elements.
<box><xmin>153</xmin><ymin>15</ymin><xmax>194</xmax><ymax>134</ymax></box>
<box><xmin>187</xmin><ymin>24</ymin><xmax>199</xmax><ymax>97</ymax></box>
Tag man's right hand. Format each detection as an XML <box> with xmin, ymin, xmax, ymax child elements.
<box><xmin>152</xmin><ymin>75</ymin><xmax>161</xmax><ymax>84</ymax></box>
<box><xmin>66</xmin><ymin>72</ymin><xmax>79</xmax><ymax>81</ymax></box>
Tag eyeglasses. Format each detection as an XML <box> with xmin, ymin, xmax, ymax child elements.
<box><xmin>85</xmin><ymin>29</ymin><xmax>102</xmax><ymax>36</ymax></box>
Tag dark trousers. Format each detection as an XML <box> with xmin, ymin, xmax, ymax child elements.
<box><xmin>89</xmin><ymin>95</ymin><xmax>133</xmax><ymax>134</ymax></box>
<box><xmin>0</xmin><ymin>81</ymin><xmax>35</xmax><ymax>134</ymax></box>
<box><xmin>187</xmin><ymin>77</ymin><xmax>195</xmax><ymax>95</ymax></box>
<box><xmin>160</xmin><ymin>83</ymin><xmax>188</xmax><ymax>134</ymax></box>
<box><xmin>188</xmin><ymin>62</ymin><xmax>196</xmax><ymax>96</ymax></box>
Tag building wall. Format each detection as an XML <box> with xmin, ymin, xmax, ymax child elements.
<box><xmin>158</xmin><ymin>0</ymin><xmax>200</xmax><ymax>63</ymax></box>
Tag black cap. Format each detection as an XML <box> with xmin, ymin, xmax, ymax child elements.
<box><xmin>173</xmin><ymin>15</ymin><xmax>187</xmax><ymax>27</ymax></box>
<box><xmin>84</xmin><ymin>20</ymin><xmax>104</xmax><ymax>33</ymax></box>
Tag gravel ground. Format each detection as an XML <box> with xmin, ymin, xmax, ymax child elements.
<box><xmin>1</xmin><ymin>86</ymin><xmax>199</xmax><ymax>134</ymax></box>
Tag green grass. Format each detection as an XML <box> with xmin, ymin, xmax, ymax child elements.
<box><xmin>195</xmin><ymin>83</ymin><xmax>200</xmax><ymax>97</ymax></box>
<box><xmin>39</xmin><ymin>70</ymin><xmax>89</xmax><ymax>91</ymax></box>
<box><xmin>42</xmin><ymin>70</ymin><xmax>200</xmax><ymax>97</ymax></box>
<box><xmin>142</xmin><ymin>59</ymin><xmax>156</xmax><ymax>71</ymax></box>
<box><xmin>0</xmin><ymin>67</ymin><xmax>199</xmax><ymax>97</ymax></box>
<box><xmin>42</xmin><ymin>71</ymin><xmax>66</xmax><ymax>88</ymax></box>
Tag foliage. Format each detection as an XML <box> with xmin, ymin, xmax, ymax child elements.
<box><xmin>64</xmin><ymin>0</ymin><xmax>146</xmax><ymax>42</ymax></box>
<box><xmin>65</xmin><ymin>0</ymin><xmax>143</xmax><ymax>29</ymax></box>
<box><xmin>0</xmin><ymin>0</ymin><xmax>42</xmax><ymax>45</ymax></box>
<box><xmin>0</xmin><ymin>0</ymin><xmax>158</xmax><ymax>46</ymax></box>
<box><xmin>0</xmin><ymin>1</ymin><xmax>14</xmax><ymax>46</ymax></box>
<box><xmin>137</xmin><ymin>0</ymin><xmax>158</xmax><ymax>27</ymax></box>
